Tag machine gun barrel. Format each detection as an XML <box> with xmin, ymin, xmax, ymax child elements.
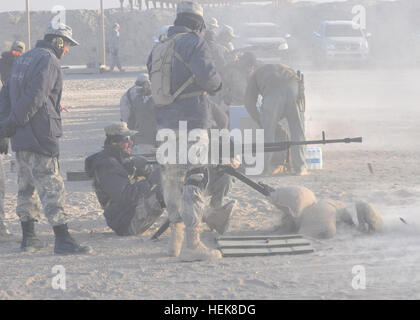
<box><xmin>136</xmin><ymin>132</ymin><xmax>362</xmax><ymax>160</ymax></box>
<box><xmin>258</xmin><ymin>136</ymin><xmax>363</xmax><ymax>153</ymax></box>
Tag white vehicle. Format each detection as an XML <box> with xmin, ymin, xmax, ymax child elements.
<box><xmin>235</xmin><ymin>22</ymin><xmax>291</xmax><ymax>62</ymax></box>
<box><xmin>312</xmin><ymin>20</ymin><xmax>370</xmax><ymax>65</ymax></box>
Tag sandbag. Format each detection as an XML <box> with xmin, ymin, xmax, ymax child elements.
<box><xmin>299</xmin><ymin>200</ymin><xmax>338</xmax><ymax>239</ymax></box>
<box><xmin>326</xmin><ymin>200</ymin><xmax>355</xmax><ymax>227</ymax></box>
<box><xmin>269</xmin><ymin>186</ymin><xmax>317</xmax><ymax>218</ymax></box>
<box><xmin>356</xmin><ymin>201</ymin><xmax>383</xmax><ymax>233</ymax></box>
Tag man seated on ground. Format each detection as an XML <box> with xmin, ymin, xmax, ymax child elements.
<box><xmin>119</xmin><ymin>73</ymin><xmax>157</xmax><ymax>155</ymax></box>
<box><xmin>85</xmin><ymin>122</ymin><xmax>164</xmax><ymax>236</ymax></box>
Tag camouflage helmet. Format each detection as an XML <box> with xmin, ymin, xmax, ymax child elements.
<box><xmin>220</xmin><ymin>24</ymin><xmax>238</xmax><ymax>39</ymax></box>
<box><xmin>45</xmin><ymin>22</ymin><xmax>80</xmax><ymax>46</ymax></box>
<box><xmin>176</xmin><ymin>1</ymin><xmax>204</xmax><ymax>17</ymax></box>
<box><xmin>11</xmin><ymin>41</ymin><xmax>25</xmax><ymax>53</ymax></box>
<box><xmin>105</xmin><ymin>122</ymin><xmax>137</xmax><ymax>138</ymax></box>
<box><xmin>136</xmin><ymin>73</ymin><xmax>149</xmax><ymax>84</ymax></box>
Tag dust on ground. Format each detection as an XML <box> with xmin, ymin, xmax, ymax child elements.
<box><xmin>0</xmin><ymin>67</ymin><xmax>419</xmax><ymax>299</ymax></box>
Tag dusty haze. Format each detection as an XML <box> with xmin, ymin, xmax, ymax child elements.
<box><xmin>0</xmin><ymin>0</ymin><xmax>419</xmax><ymax>300</ymax></box>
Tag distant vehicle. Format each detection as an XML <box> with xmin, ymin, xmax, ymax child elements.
<box><xmin>414</xmin><ymin>30</ymin><xmax>420</xmax><ymax>65</ymax></box>
<box><xmin>312</xmin><ymin>20</ymin><xmax>370</xmax><ymax>66</ymax></box>
<box><xmin>234</xmin><ymin>22</ymin><xmax>291</xmax><ymax>62</ymax></box>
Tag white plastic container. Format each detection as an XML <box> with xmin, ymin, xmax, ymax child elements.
<box><xmin>306</xmin><ymin>147</ymin><xmax>323</xmax><ymax>170</ymax></box>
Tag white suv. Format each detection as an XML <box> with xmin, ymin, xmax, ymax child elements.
<box><xmin>312</xmin><ymin>20</ymin><xmax>370</xmax><ymax>65</ymax></box>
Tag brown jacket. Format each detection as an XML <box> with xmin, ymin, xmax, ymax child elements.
<box><xmin>244</xmin><ymin>64</ymin><xmax>300</xmax><ymax>123</ymax></box>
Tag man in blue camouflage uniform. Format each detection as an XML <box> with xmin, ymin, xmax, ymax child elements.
<box><xmin>147</xmin><ymin>2</ymin><xmax>224</xmax><ymax>262</ymax></box>
<box><xmin>0</xmin><ymin>23</ymin><xmax>91</xmax><ymax>254</ymax></box>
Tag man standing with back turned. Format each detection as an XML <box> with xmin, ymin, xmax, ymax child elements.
<box><xmin>148</xmin><ymin>1</ymin><xmax>223</xmax><ymax>262</ymax></box>
<box><xmin>0</xmin><ymin>23</ymin><xmax>91</xmax><ymax>255</ymax></box>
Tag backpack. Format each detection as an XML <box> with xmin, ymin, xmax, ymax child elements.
<box><xmin>150</xmin><ymin>32</ymin><xmax>202</xmax><ymax>107</ymax></box>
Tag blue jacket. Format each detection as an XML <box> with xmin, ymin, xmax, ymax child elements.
<box><xmin>85</xmin><ymin>147</ymin><xmax>152</xmax><ymax>236</ymax></box>
<box><xmin>0</xmin><ymin>40</ymin><xmax>63</xmax><ymax>157</ymax></box>
<box><xmin>147</xmin><ymin>25</ymin><xmax>222</xmax><ymax>131</ymax></box>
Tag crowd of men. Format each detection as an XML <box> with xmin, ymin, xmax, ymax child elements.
<box><xmin>0</xmin><ymin>1</ymin><xmax>308</xmax><ymax>262</ymax></box>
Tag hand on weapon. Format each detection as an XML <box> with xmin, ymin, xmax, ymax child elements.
<box><xmin>131</xmin><ymin>155</ymin><xmax>153</xmax><ymax>178</ymax></box>
<box><xmin>230</xmin><ymin>155</ymin><xmax>241</xmax><ymax>169</ymax></box>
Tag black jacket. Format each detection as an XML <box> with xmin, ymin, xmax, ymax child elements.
<box><xmin>85</xmin><ymin>146</ymin><xmax>152</xmax><ymax>236</ymax></box>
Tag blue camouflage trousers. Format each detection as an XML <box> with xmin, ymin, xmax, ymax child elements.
<box><xmin>159</xmin><ymin>129</ymin><xmax>210</xmax><ymax>228</ymax></box>
<box><xmin>161</xmin><ymin>163</ymin><xmax>206</xmax><ymax>228</ymax></box>
<box><xmin>15</xmin><ymin>151</ymin><xmax>69</xmax><ymax>226</ymax></box>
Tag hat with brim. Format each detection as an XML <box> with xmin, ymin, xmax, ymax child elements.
<box><xmin>221</xmin><ymin>24</ymin><xmax>239</xmax><ymax>38</ymax></box>
<box><xmin>207</xmin><ymin>17</ymin><xmax>219</xmax><ymax>29</ymax></box>
<box><xmin>45</xmin><ymin>22</ymin><xmax>80</xmax><ymax>46</ymax></box>
<box><xmin>105</xmin><ymin>122</ymin><xmax>138</xmax><ymax>138</ymax></box>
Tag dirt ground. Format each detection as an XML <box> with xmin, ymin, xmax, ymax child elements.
<box><xmin>0</xmin><ymin>67</ymin><xmax>419</xmax><ymax>300</ymax></box>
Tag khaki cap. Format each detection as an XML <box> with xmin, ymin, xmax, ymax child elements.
<box><xmin>176</xmin><ymin>1</ymin><xmax>204</xmax><ymax>17</ymax></box>
<box><xmin>105</xmin><ymin>122</ymin><xmax>137</xmax><ymax>137</ymax></box>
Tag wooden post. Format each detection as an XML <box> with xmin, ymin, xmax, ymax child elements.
<box><xmin>26</xmin><ymin>0</ymin><xmax>31</xmax><ymax>50</ymax></box>
<box><xmin>100</xmin><ymin>0</ymin><xmax>106</xmax><ymax>66</ymax></box>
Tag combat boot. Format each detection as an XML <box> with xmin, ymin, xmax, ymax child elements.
<box><xmin>203</xmin><ymin>200</ymin><xmax>236</xmax><ymax>235</ymax></box>
<box><xmin>0</xmin><ymin>220</ymin><xmax>11</xmax><ymax>237</ymax></box>
<box><xmin>179</xmin><ymin>227</ymin><xmax>222</xmax><ymax>262</ymax></box>
<box><xmin>53</xmin><ymin>224</ymin><xmax>91</xmax><ymax>255</ymax></box>
<box><xmin>20</xmin><ymin>220</ymin><xmax>44</xmax><ymax>252</ymax></box>
<box><xmin>168</xmin><ymin>222</ymin><xmax>184</xmax><ymax>257</ymax></box>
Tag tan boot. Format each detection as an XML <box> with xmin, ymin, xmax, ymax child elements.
<box><xmin>179</xmin><ymin>226</ymin><xmax>222</xmax><ymax>262</ymax></box>
<box><xmin>168</xmin><ymin>222</ymin><xmax>184</xmax><ymax>257</ymax></box>
<box><xmin>203</xmin><ymin>200</ymin><xmax>236</xmax><ymax>235</ymax></box>
<box><xmin>0</xmin><ymin>220</ymin><xmax>11</xmax><ymax>237</ymax></box>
